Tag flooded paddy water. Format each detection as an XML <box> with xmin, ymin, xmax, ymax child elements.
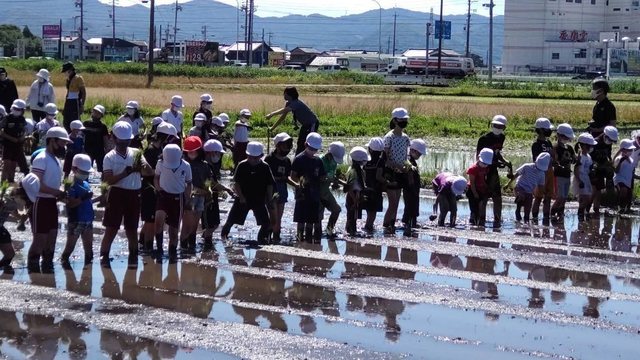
<box><xmin>1</xmin><ymin>141</ymin><xmax>640</xmax><ymax>359</ymax></box>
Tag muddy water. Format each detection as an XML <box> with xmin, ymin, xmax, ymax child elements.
<box><xmin>1</xmin><ymin>149</ymin><xmax>640</xmax><ymax>358</ymax></box>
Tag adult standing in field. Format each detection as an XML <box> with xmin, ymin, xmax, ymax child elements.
<box><xmin>0</xmin><ymin>68</ymin><xmax>19</xmax><ymax>111</ymax></box>
<box><xmin>30</xmin><ymin>127</ymin><xmax>72</xmax><ymax>273</ymax></box>
<box><xmin>62</xmin><ymin>62</ymin><xmax>86</xmax><ymax>132</ymax></box>
<box><xmin>476</xmin><ymin>115</ymin><xmax>512</xmax><ymax>228</ymax></box>
<box><xmin>267</xmin><ymin>86</ymin><xmax>320</xmax><ymax>155</ymax></box>
<box><xmin>193</xmin><ymin>93</ymin><xmax>214</xmax><ymax>126</ymax></box>
<box><xmin>162</xmin><ymin>95</ymin><xmax>185</xmax><ymax>138</ymax></box>
<box><xmin>26</xmin><ymin>69</ymin><xmax>56</xmax><ymax>122</ymax></box>
<box><xmin>588</xmin><ymin>78</ymin><xmax>617</xmax><ymax>214</ymax></box>
<box><xmin>1</xmin><ymin>99</ymin><xmax>28</xmax><ymax>182</ymax></box>
<box><xmin>382</xmin><ymin>108</ymin><xmax>411</xmax><ymax>235</ymax></box>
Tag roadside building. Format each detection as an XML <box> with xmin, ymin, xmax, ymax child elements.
<box><xmin>503</xmin><ymin>0</ymin><xmax>640</xmax><ymax>74</ymax></box>
<box><xmin>224</xmin><ymin>41</ymin><xmax>273</xmax><ymax>66</ymax></box>
<box><xmin>289</xmin><ymin>47</ymin><xmax>322</xmax><ymax>65</ymax></box>
<box><xmin>60</xmin><ymin>36</ymin><xmax>90</xmax><ymax>61</ymax></box>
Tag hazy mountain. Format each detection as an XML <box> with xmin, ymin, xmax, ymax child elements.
<box><xmin>3</xmin><ymin>0</ymin><xmax>503</xmax><ymax>63</ymax></box>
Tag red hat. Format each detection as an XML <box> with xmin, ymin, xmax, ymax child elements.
<box><xmin>183</xmin><ymin>136</ymin><xmax>203</xmax><ymax>152</ymax></box>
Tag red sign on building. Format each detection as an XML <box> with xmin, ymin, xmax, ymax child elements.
<box><xmin>42</xmin><ymin>25</ymin><xmax>61</xmax><ymax>39</ymax></box>
<box><xmin>559</xmin><ymin>30</ymin><xmax>588</xmax><ymax>42</ymax></box>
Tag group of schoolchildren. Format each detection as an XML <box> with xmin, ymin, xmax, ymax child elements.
<box><xmin>0</xmin><ymin>77</ymin><xmax>632</xmax><ymax>274</ymax></box>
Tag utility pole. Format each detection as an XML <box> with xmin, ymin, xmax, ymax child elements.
<box><xmin>173</xmin><ymin>0</ymin><xmax>183</xmax><ymax>64</ymax></box>
<box><xmin>437</xmin><ymin>0</ymin><xmax>443</xmax><ymax>76</ymax></box>
<box><xmin>147</xmin><ymin>0</ymin><xmax>155</xmax><ymax>88</ymax></box>
<box><xmin>267</xmin><ymin>31</ymin><xmax>274</xmax><ymax>46</ymax></box>
<box><xmin>392</xmin><ymin>12</ymin><xmax>397</xmax><ymax>56</ymax></box>
<box><xmin>425</xmin><ymin>23</ymin><xmax>431</xmax><ymax>76</ymax></box>
<box><xmin>58</xmin><ymin>18</ymin><xmax>62</xmax><ymax>59</ymax></box>
<box><xmin>243</xmin><ymin>1</ymin><xmax>249</xmax><ymax>62</ymax></box>
<box><xmin>483</xmin><ymin>0</ymin><xmax>495</xmax><ymax>80</ymax></box>
<box><xmin>75</xmin><ymin>0</ymin><xmax>84</xmax><ymax>60</ymax></box>
<box><xmin>465</xmin><ymin>0</ymin><xmax>472</xmax><ymax>57</ymax></box>
<box><xmin>202</xmin><ymin>25</ymin><xmax>207</xmax><ymax>42</ymax></box>
<box><xmin>247</xmin><ymin>0</ymin><xmax>254</xmax><ymax>66</ymax></box>
<box><xmin>111</xmin><ymin>0</ymin><xmax>116</xmax><ymax>61</ymax></box>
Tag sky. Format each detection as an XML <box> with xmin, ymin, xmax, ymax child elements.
<box><xmin>106</xmin><ymin>0</ymin><xmax>504</xmax><ymax>17</ymax></box>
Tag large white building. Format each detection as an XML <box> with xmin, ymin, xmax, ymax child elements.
<box><xmin>503</xmin><ymin>0</ymin><xmax>640</xmax><ymax>74</ymax></box>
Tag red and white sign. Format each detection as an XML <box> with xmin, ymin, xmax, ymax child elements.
<box><xmin>42</xmin><ymin>25</ymin><xmax>60</xmax><ymax>39</ymax></box>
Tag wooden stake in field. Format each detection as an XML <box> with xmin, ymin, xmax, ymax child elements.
<box><xmin>266</xmin><ymin>128</ymin><xmax>271</xmax><ymax>155</ymax></box>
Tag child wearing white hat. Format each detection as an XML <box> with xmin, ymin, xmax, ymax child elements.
<box><xmin>63</xmin><ymin>119</ymin><xmax>86</xmax><ymax>178</ymax></box>
<box><xmin>161</xmin><ymin>95</ymin><xmax>185</xmax><ymax>137</ymax></box>
<box><xmin>574</xmin><ymin>133</ymin><xmax>597</xmax><ymax>221</ymax></box>
<box><xmin>345</xmin><ymin>146</ymin><xmax>369</xmax><ymax>236</ymax></box>
<box><xmin>201</xmin><ymin>139</ymin><xmax>234</xmax><ymax>247</ymax></box>
<box><xmin>590</xmin><ymin>125</ymin><xmax>618</xmax><ymax>214</ymax></box>
<box><xmin>614</xmin><ymin>139</ymin><xmax>636</xmax><ymax>213</ymax></box>
<box><xmin>232</xmin><ymin>109</ymin><xmax>252</xmax><ymax>171</ymax></box>
<box><xmin>220</xmin><ymin>141</ymin><xmax>274</xmax><ymax>246</ymax></box>
<box><xmin>531</xmin><ymin>117</ymin><xmax>555</xmax><ymax>224</ymax></box>
<box><xmin>61</xmin><ymin>154</ymin><xmax>95</xmax><ymax>268</ymax></box>
<box><xmin>504</xmin><ymin>152</ymin><xmax>551</xmax><ymax>222</ymax></box>
<box><xmin>100</xmin><ymin>121</ymin><xmax>149</xmax><ymax>269</ymax></box>
<box><xmin>550</xmin><ymin>123</ymin><xmax>576</xmax><ymax>221</ymax></box>
<box><xmin>317</xmin><ymin>141</ymin><xmax>346</xmax><ymax>237</ymax></box>
<box><xmin>290</xmin><ymin>132</ymin><xmax>327</xmax><ymax>242</ymax></box>
<box><xmin>362</xmin><ymin>137</ymin><xmax>385</xmax><ymax>233</ymax></box>
<box><xmin>193</xmin><ymin>93</ymin><xmax>214</xmax><ymax>128</ymax></box>
<box><xmin>34</xmin><ymin>103</ymin><xmax>60</xmax><ymax>149</ymax></box>
<box><xmin>118</xmin><ymin>100</ymin><xmax>145</xmax><ymax>148</ymax></box>
<box><xmin>154</xmin><ymin>144</ymin><xmax>193</xmax><ymax>261</ymax></box>
<box><xmin>1</xmin><ymin>99</ymin><xmax>28</xmax><ymax>183</ymax></box>
<box><xmin>467</xmin><ymin>148</ymin><xmax>494</xmax><ymax>227</ymax></box>
<box><xmin>264</xmin><ymin>132</ymin><xmax>294</xmax><ymax>243</ymax></box>
<box><xmin>431</xmin><ymin>172</ymin><xmax>468</xmax><ymax>227</ymax></box>
<box><xmin>402</xmin><ymin>138</ymin><xmax>427</xmax><ymax>236</ymax></box>
<box><xmin>382</xmin><ymin>107</ymin><xmax>411</xmax><ymax>235</ymax></box>
<box><xmin>26</xmin><ymin>69</ymin><xmax>56</xmax><ymax>122</ymax></box>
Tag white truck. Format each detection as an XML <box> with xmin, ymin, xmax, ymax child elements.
<box><xmin>389</xmin><ymin>56</ymin><xmax>475</xmax><ymax>78</ymax></box>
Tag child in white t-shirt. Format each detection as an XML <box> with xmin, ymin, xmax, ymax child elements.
<box><xmin>574</xmin><ymin>133</ymin><xmax>597</xmax><ymax>221</ymax></box>
<box><xmin>232</xmin><ymin>109</ymin><xmax>252</xmax><ymax>170</ymax></box>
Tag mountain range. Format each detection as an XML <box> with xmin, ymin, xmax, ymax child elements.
<box><xmin>4</xmin><ymin>0</ymin><xmax>504</xmax><ymax>63</ymax></box>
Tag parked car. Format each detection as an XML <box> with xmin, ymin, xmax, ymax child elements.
<box><xmin>572</xmin><ymin>71</ymin><xmax>606</xmax><ymax>80</ymax></box>
<box><xmin>279</xmin><ymin>64</ymin><xmax>305</xmax><ymax>71</ymax></box>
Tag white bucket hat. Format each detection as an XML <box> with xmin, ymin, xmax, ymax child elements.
<box><xmin>491</xmin><ymin>115</ymin><xmax>508</xmax><ymax>126</ymax></box>
<box><xmin>479</xmin><ymin>148</ymin><xmax>494</xmax><ymax>165</ymax></box>
<box><xmin>218</xmin><ymin>113</ymin><xmax>230</xmax><ymax>124</ymax></box>
<box><xmin>112</xmin><ymin>121</ymin><xmax>134</xmax><ymax>140</ymax></box>
<box><xmin>93</xmin><ymin>105</ymin><xmax>106</xmax><ymax>115</ymax></box>
<box><xmin>350</xmin><ymin>146</ymin><xmax>370</xmax><ymax>163</ymax></box>
<box><xmin>367</xmin><ymin>137</ymin><xmax>384</xmax><ymax>152</ymax></box>
<box><xmin>239</xmin><ymin>109</ymin><xmax>252</xmax><ymax>117</ymax></box>
<box><xmin>45</xmin><ymin>127</ymin><xmax>72</xmax><ymax>142</ymax></box>
<box><xmin>449</xmin><ymin>176</ymin><xmax>468</xmax><ymax>196</ymax></box>
<box><xmin>391</xmin><ymin>107</ymin><xmax>409</xmax><ymax>120</ymax></box>
<box><xmin>306</xmin><ymin>132</ymin><xmax>322</xmax><ymax>150</ymax></box>
<box><xmin>203</xmin><ymin>139</ymin><xmax>225</xmax><ymax>153</ymax></box>
<box><xmin>11</xmin><ymin>99</ymin><xmax>27</xmax><ymax>110</ymax></box>
<box><xmin>194</xmin><ymin>113</ymin><xmax>207</xmax><ymax>122</ymax></box>
<box><xmin>577</xmin><ymin>133</ymin><xmax>597</xmax><ymax>146</ymax></box>
<box><xmin>157</xmin><ymin>122</ymin><xmax>177</xmax><ymax>137</ymax></box>
<box><xmin>126</xmin><ymin>100</ymin><xmax>139</xmax><ymax>109</ymax></box>
<box><xmin>21</xmin><ymin>173</ymin><xmax>40</xmax><ymax>203</ymax></box>
<box><xmin>620</xmin><ymin>139</ymin><xmax>636</xmax><ymax>151</ymax></box>
<box><xmin>44</xmin><ymin>103</ymin><xmax>58</xmax><ymax>115</ymax></box>
<box><xmin>151</xmin><ymin>117</ymin><xmax>164</xmax><ymax>126</ymax></box>
<box><xmin>535</xmin><ymin>152</ymin><xmax>551</xmax><ymax>171</ymax></box>
<box><xmin>171</xmin><ymin>95</ymin><xmax>184</xmax><ymax>108</ymax></box>
<box><xmin>211</xmin><ymin>116</ymin><xmax>224</xmax><ymax>127</ymax></box>
<box><xmin>72</xmin><ymin>153</ymin><xmax>92</xmax><ymax>172</ymax></box>
<box><xmin>70</xmin><ymin>120</ymin><xmax>85</xmax><ymax>131</ymax></box>
<box><xmin>246</xmin><ymin>141</ymin><xmax>264</xmax><ymax>157</ymax></box>
<box><xmin>329</xmin><ymin>142</ymin><xmax>346</xmax><ymax>164</ymax></box>
<box><xmin>409</xmin><ymin>139</ymin><xmax>427</xmax><ymax>155</ymax></box>
<box><xmin>162</xmin><ymin>144</ymin><xmax>183</xmax><ymax>169</ymax></box>
<box><xmin>200</xmin><ymin>93</ymin><xmax>213</xmax><ymax>102</ymax></box>
<box><xmin>556</xmin><ymin>123</ymin><xmax>575</xmax><ymax>140</ymax></box>
<box><xmin>36</xmin><ymin>68</ymin><xmax>50</xmax><ymax>81</ymax></box>
<box><xmin>604</xmin><ymin>126</ymin><xmax>619</xmax><ymax>142</ymax></box>
<box><xmin>534</xmin><ymin>117</ymin><xmax>553</xmax><ymax>130</ymax></box>
<box><xmin>273</xmin><ymin>132</ymin><xmax>292</xmax><ymax>147</ymax></box>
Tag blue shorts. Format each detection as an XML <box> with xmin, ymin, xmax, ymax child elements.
<box><xmin>275</xmin><ymin>182</ymin><xmax>288</xmax><ymax>204</ymax></box>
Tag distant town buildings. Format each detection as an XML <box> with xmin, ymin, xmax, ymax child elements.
<box><xmin>503</xmin><ymin>0</ymin><xmax>640</xmax><ymax>74</ymax></box>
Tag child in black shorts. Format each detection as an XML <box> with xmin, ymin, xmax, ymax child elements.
<box><xmin>345</xmin><ymin>147</ymin><xmax>368</xmax><ymax>236</ymax></box>
<box><xmin>290</xmin><ymin>132</ymin><xmax>326</xmax><ymax>242</ymax></box>
<box><xmin>221</xmin><ymin>141</ymin><xmax>274</xmax><ymax>246</ymax></box>
<box><xmin>202</xmin><ymin>139</ymin><xmax>234</xmax><ymax>247</ymax></box>
<box><xmin>362</xmin><ymin>137</ymin><xmax>385</xmax><ymax>233</ymax></box>
<box><xmin>265</xmin><ymin>132</ymin><xmax>293</xmax><ymax>244</ymax></box>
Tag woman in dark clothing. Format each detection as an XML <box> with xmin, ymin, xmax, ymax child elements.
<box><xmin>61</xmin><ymin>62</ymin><xmax>86</xmax><ymax>132</ymax></box>
<box><xmin>0</xmin><ymin>67</ymin><xmax>19</xmax><ymax>111</ymax></box>
<box><xmin>266</xmin><ymin>86</ymin><xmax>320</xmax><ymax>155</ymax></box>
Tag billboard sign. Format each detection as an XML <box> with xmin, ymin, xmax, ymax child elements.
<box><xmin>434</xmin><ymin>20</ymin><xmax>451</xmax><ymax>40</ymax></box>
<box><xmin>42</xmin><ymin>38</ymin><xmax>59</xmax><ymax>57</ymax></box>
<box><xmin>42</xmin><ymin>25</ymin><xmax>60</xmax><ymax>39</ymax></box>
<box><xmin>184</xmin><ymin>41</ymin><xmax>219</xmax><ymax>64</ymax></box>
